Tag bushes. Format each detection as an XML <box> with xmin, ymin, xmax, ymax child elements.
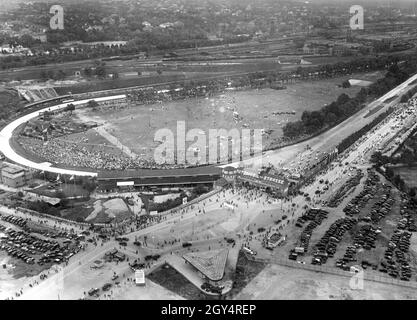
<box><xmin>146</xmin><ymin>186</ymin><xmax>211</xmax><ymax>213</ymax></box>
<box><xmin>283</xmin><ymin>93</ymin><xmax>364</xmax><ymax>138</ymax></box>
<box><xmin>148</xmin><ymin>193</ymin><xmax>186</xmax><ymax>212</ymax></box>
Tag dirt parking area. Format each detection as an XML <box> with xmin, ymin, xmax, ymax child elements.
<box><xmin>235</xmin><ymin>263</ymin><xmax>417</xmax><ymax>300</ymax></box>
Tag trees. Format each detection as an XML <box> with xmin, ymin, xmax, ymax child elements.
<box><xmin>19</xmin><ymin>34</ymin><xmax>39</xmax><ymax>48</ymax></box>
<box><xmin>83</xmin><ymin>67</ymin><xmax>93</xmax><ymax>77</ymax></box>
<box><xmin>66</xmin><ymin>103</ymin><xmax>75</xmax><ymax>115</ymax></box>
<box><xmin>385</xmin><ymin>167</ymin><xmax>394</xmax><ymax>179</ymax></box>
<box><xmin>393</xmin><ymin>174</ymin><xmax>406</xmax><ymax>191</ymax></box>
<box><xmin>81</xmin><ymin>178</ymin><xmax>97</xmax><ymax>192</ymax></box>
<box><xmin>94</xmin><ymin>61</ymin><xmax>107</xmax><ymax>79</ymax></box>
<box><xmin>283</xmin><ymin>62</ymin><xmax>415</xmax><ymax>140</ymax></box>
<box><xmin>87</xmin><ymin>100</ymin><xmax>99</xmax><ymax>110</ymax></box>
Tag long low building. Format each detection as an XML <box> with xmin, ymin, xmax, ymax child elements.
<box><xmin>97</xmin><ymin>166</ymin><xmax>222</xmax><ymax>192</ymax></box>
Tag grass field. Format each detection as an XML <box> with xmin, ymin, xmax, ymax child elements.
<box><xmin>148</xmin><ymin>264</ymin><xmax>207</xmax><ymax>300</ymax></box>
<box><xmin>71</xmin><ymin>71</ymin><xmax>384</xmax><ymax>162</ymax></box>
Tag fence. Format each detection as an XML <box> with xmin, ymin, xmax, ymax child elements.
<box><xmin>246</xmin><ymin>254</ymin><xmax>417</xmax><ymax>290</ymax></box>
<box><xmin>13</xmin><ymin>206</ymin><xmax>111</xmax><ymax>229</ymax></box>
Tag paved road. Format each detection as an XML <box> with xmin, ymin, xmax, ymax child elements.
<box><xmin>225</xmin><ymin>72</ymin><xmax>417</xmax><ymax>170</ymax></box>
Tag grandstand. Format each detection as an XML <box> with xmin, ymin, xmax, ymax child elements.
<box><xmin>97</xmin><ymin>166</ymin><xmax>222</xmax><ymax>192</ymax></box>
<box><xmin>16</xmin><ymin>86</ymin><xmax>59</xmax><ymax>103</ymax></box>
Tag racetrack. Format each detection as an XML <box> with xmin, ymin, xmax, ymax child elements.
<box><xmin>1</xmin><ymin>72</ymin><xmax>417</xmax><ymax>178</ymax></box>
<box><xmin>0</xmin><ymin>95</ymin><xmax>127</xmax><ymax>177</ymax></box>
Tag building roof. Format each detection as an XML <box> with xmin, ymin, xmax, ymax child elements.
<box><xmin>222</xmin><ymin>166</ymin><xmax>236</xmax><ymax>173</ymax></box>
<box><xmin>98</xmin><ymin>166</ymin><xmax>222</xmax><ymax>180</ymax></box>
<box><xmin>236</xmin><ymin>168</ymin><xmax>289</xmax><ymax>189</ymax></box>
<box><xmin>1</xmin><ymin>166</ymin><xmax>25</xmax><ymax>175</ymax></box>
<box><xmin>183</xmin><ymin>248</ymin><xmax>229</xmax><ymax>281</ymax></box>
<box><xmin>1</xmin><ymin>162</ymin><xmax>26</xmax><ymax>175</ymax></box>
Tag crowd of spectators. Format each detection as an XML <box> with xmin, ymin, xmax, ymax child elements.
<box><xmin>18</xmin><ymin>136</ymin><xmax>189</xmax><ymax>171</ymax></box>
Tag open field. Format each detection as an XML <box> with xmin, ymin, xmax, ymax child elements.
<box><xmin>235</xmin><ymin>263</ymin><xmax>417</xmax><ymax>300</ymax></box>
<box><xmin>68</xmin><ymin>71</ymin><xmax>384</xmax><ymax>163</ymax></box>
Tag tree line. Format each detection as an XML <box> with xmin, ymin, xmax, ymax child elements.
<box><xmin>283</xmin><ymin>61</ymin><xmax>417</xmax><ymax>139</ymax></box>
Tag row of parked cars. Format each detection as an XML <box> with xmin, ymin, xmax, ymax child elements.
<box><xmin>381</xmin><ymin>230</ymin><xmax>412</xmax><ymax>280</ymax></box>
<box><xmin>353</xmin><ymin>224</ymin><xmax>379</xmax><ymax>250</ymax></box>
<box><xmin>333</xmin><ymin>172</ymin><xmax>385</xmax><ymax>270</ymax></box>
<box><xmin>0</xmin><ymin>225</ymin><xmax>81</xmax><ymax>266</ymax></box>
<box><xmin>0</xmin><ymin>228</ymin><xmax>58</xmax><ymax>264</ymax></box>
<box><xmin>366</xmin><ymin>187</ymin><xmax>394</xmax><ymax>224</ymax></box>
<box><xmin>35</xmin><ymin>228</ymin><xmax>81</xmax><ymax>240</ymax></box>
<box><xmin>1</xmin><ymin>214</ymin><xmax>27</xmax><ymax>229</ymax></box>
<box><xmin>312</xmin><ymin>217</ymin><xmax>357</xmax><ymax>265</ymax></box>
<box><xmin>398</xmin><ymin>196</ymin><xmax>417</xmax><ymax>232</ymax></box>
<box><xmin>335</xmin><ymin>171</ymin><xmax>416</xmax><ymax>280</ymax></box>
<box><xmin>344</xmin><ymin>170</ymin><xmax>380</xmax><ymax>217</ymax></box>
<box><xmin>327</xmin><ymin>170</ymin><xmax>364</xmax><ymax>208</ymax></box>
<box><xmin>0</xmin><ymin>233</ymin><xmax>36</xmax><ymax>265</ymax></box>
<box><xmin>289</xmin><ymin>209</ymin><xmax>329</xmax><ymax>260</ymax></box>
<box><xmin>335</xmin><ymin>224</ymin><xmax>380</xmax><ymax>271</ymax></box>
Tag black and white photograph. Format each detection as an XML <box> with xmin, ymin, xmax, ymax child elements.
<box><xmin>0</xmin><ymin>0</ymin><xmax>417</xmax><ymax>307</ymax></box>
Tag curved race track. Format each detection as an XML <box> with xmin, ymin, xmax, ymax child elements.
<box><xmin>0</xmin><ymin>95</ymin><xmax>127</xmax><ymax>177</ymax></box>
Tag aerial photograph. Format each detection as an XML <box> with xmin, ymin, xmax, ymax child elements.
<box><xmin>0</xmin><ymin>0</ymin><xmax>417</xmax><ymax>307</ymax></box>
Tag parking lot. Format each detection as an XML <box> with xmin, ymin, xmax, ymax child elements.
<box><xmin>0</xmin><ymin>213</ymin><xmax>85</xmax><ymax>270</ymax></box>
<box><xmin>287</xmin><ymin>169</ymin><xmax>417</xmax><ymax>281</ymax></box>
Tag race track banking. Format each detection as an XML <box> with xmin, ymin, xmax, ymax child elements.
<box><xmin>1</xmin><ymin>72</ymin><xmax>417</xmax><ymax>178</ymax></box>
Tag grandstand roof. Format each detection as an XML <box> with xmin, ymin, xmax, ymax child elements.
<box><xmin>98</xmin><ymin>166</ymin><xmax>222</xmax><ymax>180</ymax></box>
<box><xmin>183</xmin><ymin>248</ymin><xmax>229</xmax><ymax>282</ymax></box>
